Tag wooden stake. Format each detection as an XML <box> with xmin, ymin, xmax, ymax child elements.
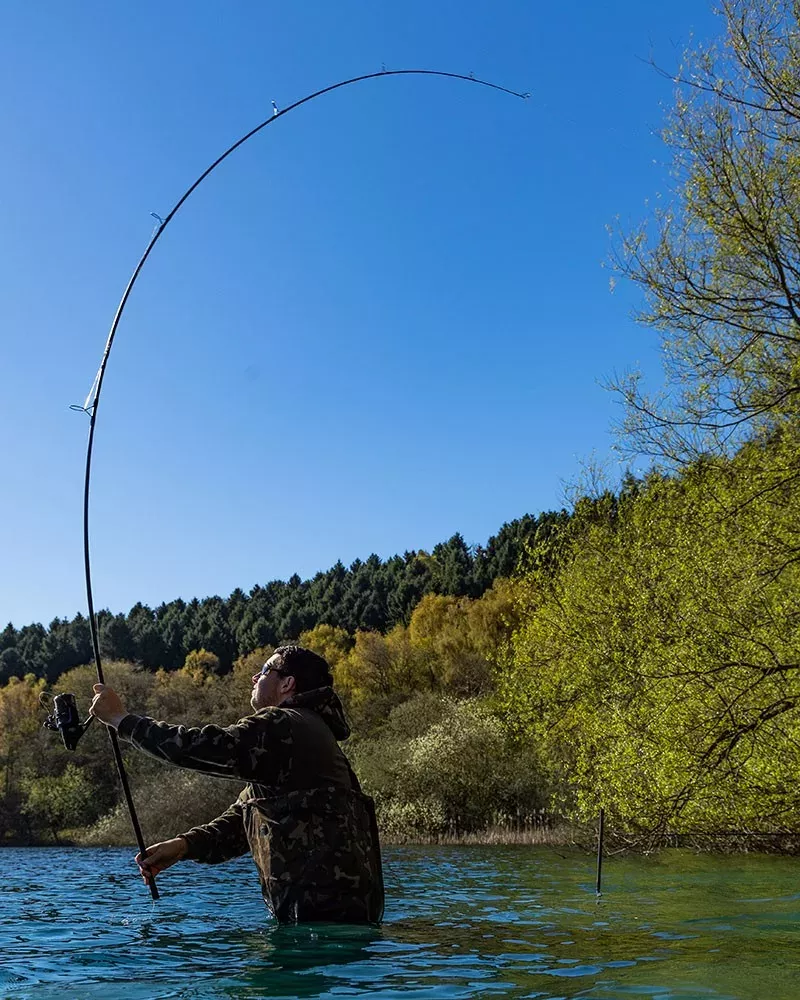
<box><xmin>596</xmin><ymin>807</ymin><xmax>605</xmax><ymax>896</ymax></box>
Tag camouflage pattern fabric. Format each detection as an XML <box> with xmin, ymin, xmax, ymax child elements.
<box><xmin>117</xmin><ymin>687</ymin><xmax>384</xmax><ymax>924</ymax></box>
<box><xmin>243</xmin><ymin>783</ymin><xmax>384</xmax><ymax>923</ymax></box>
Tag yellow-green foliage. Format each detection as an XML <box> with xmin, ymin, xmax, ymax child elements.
<box><xmin>22</xmin><ymin>763</ymin><xmax>94</xmax><ymax>838</ymax></box>
<box><xmin>334</xmin><ymin>626</ymin><xmax>431</xmax><ymax>729</ymax></box>
<box><xmin>231</xmin><ymin>645</ymin><xmax>274</xmax><ymax>679</ymax></box>
<box><xmin>182</xmin><ymin>648</ymin><xmax>221</xmax><ymax>675</ymax></box>
<box><xmin>350</xmin><ymin>693</ymin><xmax>543</xmax><ymax>837</ymax></box>
<box><xmin>79</xmin><ymin>769</ymin><xmax>243</xmax><ymax>847</ymax></box>
<box><xmin>502</xmin><ymin>437</ymin><xmax>800</xmax><ymax>835</ymax></box>
<box><xmin>0</xmin><ymin>657</ymin><xmax>254</xmax><ymax>844</ymax></box>
<box><xmin>0</xmin><ymin>675</ymin><xmax>46</xmax><ymax>840</ymax></box>
<box><xmin>0</xmin><ymin>577</ymin><xmax>521</xmax><ymax>844</ymax></box>
<box><xmin>8</xmin><ymin>436</ymin><xmax>800</xmax><ymax>849</ymax></box>
<box><xmin>298</xmin><ymin>625</ymin><xmax>353</xmax><ymax>669</ymax></box>
<box><xmin>330</xmin><ymin>580</ymin><xmax>519</xmax><ymax>730</ymax></box>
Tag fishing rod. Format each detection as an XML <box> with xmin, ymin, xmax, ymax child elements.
<box><xmin>71</xmin><ymin>68</ymin><xmax>529</xmax><ymax>899</ymax></box>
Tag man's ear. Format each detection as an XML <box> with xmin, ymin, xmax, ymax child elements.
<box><xmin>281</xmin><ymin>674</ymin><xmax>296</xmax><ymax>697</ymax></box>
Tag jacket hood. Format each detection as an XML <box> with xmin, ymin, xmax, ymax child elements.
<box><xmin>284</xmin><ymin>686</ymin><xmax>351</xmax><ymax>741</ymax></box>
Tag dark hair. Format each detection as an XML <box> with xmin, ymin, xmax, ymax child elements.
<box><xmin>273</xmin><ymin>645</ymin><xmax>333</xmax><ymax>694</ymax></box>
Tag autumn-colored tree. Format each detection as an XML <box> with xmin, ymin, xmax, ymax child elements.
<box><xmin>335</xmin><ymin>627</ymin><xmax>431</xmax><ymax>729</ymax></box>
<box><xmin>0</xmin><ymin>675</ymin><xmax>45</xmax><ymax>841</ymax></box>
<box><xmin>298</xmin><ymin>624</ymin><xmax>354</xmax><ymax>671</ymax></box>
<box><xmin>408</xmin><ymin>581</ymin><xmax>520</xmax><ymax>696</ymax></box>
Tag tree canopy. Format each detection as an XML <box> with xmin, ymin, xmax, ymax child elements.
<box><xmin>614</xmin><ymin>0</ymin><xmax>800</xmax><ymax>463</ymax></box>
<box><xmin>1</xmin><ymin>512</ymin><xmax>563</xmax><ymax>683</ymax></box>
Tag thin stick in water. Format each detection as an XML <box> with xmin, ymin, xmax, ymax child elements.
<box><xmin>596</xmin><ymin>807</ymin><xmax>605</xmax><ymax>896</ymax></box>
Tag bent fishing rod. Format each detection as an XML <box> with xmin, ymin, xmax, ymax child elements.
<box><xmin>71</xmin><ymin>68</ymin><xmax>529</xmax><ymax>899</ymax></box>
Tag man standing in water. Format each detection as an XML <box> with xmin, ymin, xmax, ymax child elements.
<box><xmin>89</xmin><ymin>645</ymin><xmax>384</xmax><ymax>924</ymax></box>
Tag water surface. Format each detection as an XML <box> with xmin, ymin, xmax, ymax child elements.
<box><xmin>1</xmin><ymin>845</ymin><xmax>798</xmax><ymax>999</ymax></box>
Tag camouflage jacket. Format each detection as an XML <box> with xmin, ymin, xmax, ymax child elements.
<box><xmin>117</xmin><ymin>687</ymin><xmax>384</xmax><ymax>924</ymax></box>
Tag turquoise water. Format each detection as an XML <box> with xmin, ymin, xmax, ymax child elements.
<box><xmin>1</xmin><ymin>845</ymin><xmax>798</xmax><ymax>999</ymax></box>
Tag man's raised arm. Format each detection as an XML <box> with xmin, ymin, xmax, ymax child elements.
<box><xmin>89</xmin><ymin>683</ymin><xmax>283</xmax><ymax>782</ymax></box>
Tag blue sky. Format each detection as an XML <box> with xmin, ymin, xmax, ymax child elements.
<box><xmin>1</xmin><ymin>1</ymin><xmax>720</xmax><ymax>629</ymax></box>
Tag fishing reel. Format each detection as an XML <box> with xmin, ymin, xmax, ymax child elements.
<box><xmin>40</xmin><ymin>692</ymin><xmax>93</xmax><ymax>751</ymax></box>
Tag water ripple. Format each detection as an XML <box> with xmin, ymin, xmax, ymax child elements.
<box><xmin>0</xmin><ymin>846</ymin><xmax>798</xmax><ymax>999</ymax></box>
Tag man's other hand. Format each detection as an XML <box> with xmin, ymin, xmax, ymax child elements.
<box><xmin>135</xmin><ymin>838</ymin><xmax>189</xmax><ymax>883</ymax></box>
<box><xmin>89</xmin><ymin>683</ymin><xmax>127</xmax><ymax>729</ymax></box>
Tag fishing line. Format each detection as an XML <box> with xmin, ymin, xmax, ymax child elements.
<box><xmin>72</xmin><ymin>68</ymin><xmax>529</xmax><ymax>899</ymax></box>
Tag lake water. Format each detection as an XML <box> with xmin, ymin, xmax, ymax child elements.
<box><xmin>1</xmin><ymin>845</ymin><xmax>798</xmax><ymax>999</ymax></box>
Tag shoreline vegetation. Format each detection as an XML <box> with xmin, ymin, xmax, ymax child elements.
<box><xmin>6</xmin><ymin>824</ymin><xmax>800</xmax><ymax>856</ymax></box>
<box><xmin>5</xmin><ymin>2</ymin><xmax>800</xmax><ymax>856</ymax></box>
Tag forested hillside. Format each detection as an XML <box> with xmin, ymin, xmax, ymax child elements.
<box><xmin>0</xmin><ymin>513</ymin><xmax>565</xmax><ymax>684</ymax></box>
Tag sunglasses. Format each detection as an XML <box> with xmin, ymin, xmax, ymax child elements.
<box><xmin>259</xmin><ymin>663</ymin><xmax>287</xmax><ymax>678</ymax></box>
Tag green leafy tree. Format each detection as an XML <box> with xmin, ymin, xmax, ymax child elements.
<box><xmin>22</xmin><ymin>764</ymin><xmax>95</xmax><ymax>841</ymax></box>
<box><xmin>503</xmin><ymin>439</ymin><xmax>800</xmax><ymax>838</ymax></box>
<box><xmin>614</xmin><ymin>0</ymin><xmax>800</xmax><ymax>462</ymax></box>
<box><xmin>352</xmin><ymin>696</ymin><xmax>543</xmax><ymax>836</ymax></box>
